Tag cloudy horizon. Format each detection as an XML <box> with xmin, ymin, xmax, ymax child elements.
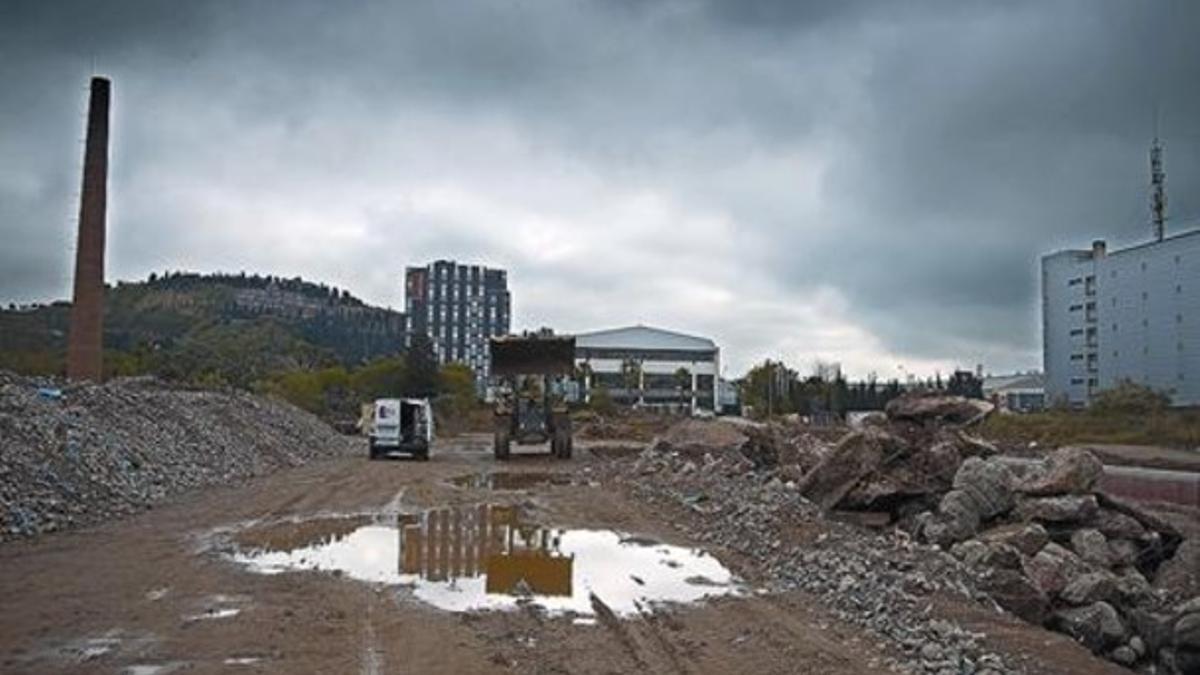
<box><xmin>2</xmin><ymin>0</ymin><xmax>1198</xmax><ymax>378</ymax></box>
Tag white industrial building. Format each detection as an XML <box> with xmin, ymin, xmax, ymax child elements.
<box><xmin>1042</xmin><ymin>229</ymin><xmax>1200</xmax><ymax>407</ymax></box>
<box><xmin>982</xmin><ymin>372</ymin><xmax>1046</xmax><ymax>413</ymax></box>
<box><xmin>575</xmin><ymin>325</ymin><xmax>720</xmax><ymax>413</ymax></box>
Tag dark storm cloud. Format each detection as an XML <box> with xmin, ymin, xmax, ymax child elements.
<box><xmin>1</xmin><ymin>0</ymin><xmax>1197</xmax><ymax>374</ymax></box>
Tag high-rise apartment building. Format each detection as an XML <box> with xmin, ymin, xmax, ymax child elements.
<box><xmin>1042</xmin><ymin>230</ymin><xmax>1199</xmax><ymax>407</ymax></box>
<box><xmin>405</xmin><ymin>260</ymin><xmax>511</xmax><ymax>384</ymax></box>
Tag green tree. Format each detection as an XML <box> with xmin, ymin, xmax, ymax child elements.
<box><xmin>404</xmin><ymin>335</ymin><xmax>439</xmax><ymax>397</ymax></box>
<box><xmin>620</xmin><ymin>358</ymin><xmax>642</xmax><ymax>393</ymax></box>
<box><xmin>674</xmin><ymin>367</ymin><xmax>692</xmax><ymax>407</ymax></box>
<box><xmin>352</xmin><ymin>355</ymin><xmax>407</xmax><ymax>400</ymax></box>
<box><xmin>588</xmin><ymin>386</ymin><xmax>616</xmax><ymax>415</ymax></box>
<box><xmin>741</xmin><ymin>359</ymin><xmax>795</xmax><ymax>418</ymax></box>
<box><xmin>1090</xmin><ymin>380</ymin><xmax>1171</xmax><ymax>415</ymax></box>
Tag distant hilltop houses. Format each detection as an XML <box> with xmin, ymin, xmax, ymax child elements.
<box><xmin>134</xmin><ymin>271</ymin><xmax>406</xmax><ymax>332</ymax></box>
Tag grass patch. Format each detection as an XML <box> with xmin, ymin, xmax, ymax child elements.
<box><xmin>980</xmin><ymin>409</ymin><xmax>1200</xmax><ymax>449</ymax></box>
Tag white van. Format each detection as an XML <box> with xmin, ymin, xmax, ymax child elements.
<box><xmin>369</xmin><ymin>398</ymin><xmax>433</xmax><ymax>460</ymax></box>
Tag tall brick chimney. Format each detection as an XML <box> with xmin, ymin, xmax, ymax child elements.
<box><xmin>66</xmin><ymin>77</ymin><xmax>110</xmax><ymax>381</ymax></box>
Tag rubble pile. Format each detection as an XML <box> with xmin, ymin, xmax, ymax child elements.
<box><xmin>915</xmin><ymin>448</ymin><xmax>1197</xmax><ymax>672</ymax></box>
<box><xmin>629</xmin><ymin>395</ymin><xmax>1200</xmax><ymax>673</ymax></box>
<box><xmin>609</xmin><ymin>442</ymin><xmax>1018</xmax><ymax>674</ymax></box>
<box><xmin>650</xmin><ymin>417</ymin><xmax>829</xmax><ymax>475</ymax></box>
<box><xmin>574</xmin><ymin>410</ymin><xmax>676</xmax><ymax>443</ymax></box>
<box><xmin>0</xmin><ymin>371</ymin><xmax>360</xmax><ymax>541</ymax></box>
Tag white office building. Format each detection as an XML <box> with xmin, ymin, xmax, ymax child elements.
<box><xmin>1042</xmin><ymin>229</ymin><xmax>1200</xmax><ymax>407</ymax></box>
<box><xmin>575</xmin><ymin>325</ymin><xmax>720</xmax><ymax>413</ymax></box>
<box><xmin>404</xmin><ymin>260</ymin><xmax>510</xmax><ymax>386</ymax></box>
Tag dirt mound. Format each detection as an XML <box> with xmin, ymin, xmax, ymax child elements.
<box><xmin>0</xmin><ymin>370</ymin><xmax>359</xmax><ymax>542</ymax></box>
<box><xmin>654</xmin><ymin>418</ymin><xmax>749</xmax><ymax>452</ymax></box>
<box><xmin>574</xmin><ymin>410</ymin><xmax>676</xmax><ymax>443</ymax></box>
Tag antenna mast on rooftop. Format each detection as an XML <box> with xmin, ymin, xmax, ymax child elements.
<box><xmin>1150</xmin><ymin>115</ymin><xmax>1167</xmax><ymax>242</ymax></box>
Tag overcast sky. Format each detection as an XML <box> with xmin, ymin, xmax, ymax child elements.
<box><xmin>2</xmin><ymin>0</ymin><xmax>1198</xmax><ymax>378</ymax></box>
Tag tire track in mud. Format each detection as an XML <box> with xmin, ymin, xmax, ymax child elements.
<box><xmin>360</xmin><ymin>595</ymin><xmax>383</xmax><ymax>675</ymax></box>
<box><xmin>590</xmin><ymin>592</ymin><xmax>648</xmax><ymax>670</ymax></box>
<box><xmin>634</xmin><ymin>601</ymin><xmax>692</xmax><ymax>674</ymax></box>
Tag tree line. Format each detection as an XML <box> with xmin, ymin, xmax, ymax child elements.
<box><xmin>739</xmin><ymin>359</ymin><xmax>984</xmax><ymax>419</ymax></box>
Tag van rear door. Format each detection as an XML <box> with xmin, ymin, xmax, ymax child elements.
<box><xmin>374</xmin><ymin>399</ymin><xmax>401</xmax><ymax>445</ymax></box>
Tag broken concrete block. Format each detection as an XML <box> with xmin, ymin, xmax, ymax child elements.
<box><xmin>981</xmin><ymin>568</ymin><xmax>1050</xmax><ymax>625</ymax></box>
<box><xmin>1015</xmin><ymin>494</ymin><xmax>1099</xmax><ymax>524</ymax></box>
<box><xmin>1023</xmin><ymin>542</ymin><xmax>1091</xmax><ymax>597</ymax></box>
<box><xmin>1017</xmin><ymin>446</ymin><xmax>1103</xmax><ymax>496</ymax></box>
<box><xmin>884</xmin><ymin>395</ymin><xmax>994</xmax><ymax>426</ymax></box>
<box><xmin>1070</xmin><ymin>528</ymin><xmax>1113</xmax><ymax>568</ymax></box>
<box><xmin>1052</xmin><ymin>601</ymin><xmax>1127</xmax><ymax>653</ymax></box>
<box><xmin>797</xmin><ymin>429</ymin><xmax>902</xmax><ymax>511</ymax></box>
<box><xmin>953</xmin><ymin>457</ymin><xmax>1016</xmax><ymax>519</ymax></box>
<box><xmin>978</xmin><ymin>522</ymin><xmax>1049</xmax><ymax>557</ymax></box>
<box><xmin>1060</xmin><ymin>571</ymin><xmax>1121</xmax><ymax>606</ymax></box>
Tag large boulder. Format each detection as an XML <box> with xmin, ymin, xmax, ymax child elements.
<box><xmin>1096</xmin><ymin>492</ymin><xmax>1182</xmax><ymax>543</ymax></box>
<box><xmin>922</xmin><ymin>457</ymin><xmax>1018</xmax><ymax>546</ymax></box>
<box><xmin>1108</xmin><ymin>538</ymin><xmax>1141</xmax><ymax>568</ymax></box>
<box><xmin>1128</xmin><ymin>608</ymin><xmax>1176</xmax><ymax>654</ymax></box>
<box><xmin>1051</xmin><ymin>601</ymin><xmax>1127</xmax><ymax>653</ymax></box>
<box><xmin>1015</xmin><ymin>494</ymin><xmax>1099</xmax><ymax>524</ymax></box>
<box><xmin>1070</xmin><ymin>528</ymin><xmax>1113</xmax><ymax>568</ymax></box>
<box><xmin>838</xmin><ymin>439</ymin><xmax>961</xmax><ymax>510</ymax></box>
<box><xmin>1115</xmin><ymin>567</ymin><xmax>1155</xmax><ymax>607</ymax></box>
<box><xmin>951</xmin><ymin>539</ymin><xmax>1022</xmax><ymax>569</ymax></box>
<box><xmin>955</xmin><ymin>432</ymin><xmax>999</xmax><ymax>458</ymax></box>
<box><xmin>1093</xmin><ymin>508</ymin><xmax>1148</xmax><ymax>540</ymax></box>
<box><xmin>953</xmin><ymin>457</ymin><xmax>1016</xmax><ymax>519</ymax></box>
<box><xmin>1024</xmin><ymin>542</ymin><xmax>1091</xmax><ymax>597</ymax></box>
<box><xmin>1017</xmin><ymin>446</ymin><xmax>1103</xmax><ymax>496</ymax></box>
<box><xmin>979</xmin><ymin>522</ymin><xmax>1050</xmax><ymax>556</ymax></box>
<box><xmin>885</xmin><ymin>395</ymin><xmax>994</xmax><ymax>425</ymax></box>
<box><xmin>797</xmin><ymin>429</ymin><xmax>907</xmax><ymax>510</ymax></box>
<box><xmin>925</xmin><ymin>489</ymin><xmax>982</xmax><ymax>546</ymax></box>
<box><xmin>1156</xmin><ymin>538</ymin><xmax>1200</xmax><ymax>600</ymax></box>
<box><xmin>1060</xmin><ymin>571</ymin><xmax>1121</xmax><ymax>606</ymax></box>
<box><xmin>1174</xmin><ymin>599</ymin><xmax>1200</xmax><ymax>675</ymax></box>
<box><xmin>982</xmin><ymin>568</ymin><xmax>1051</xmax><ymax>625</ymax></box>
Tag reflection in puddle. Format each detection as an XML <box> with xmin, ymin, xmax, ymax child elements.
<box><xmin>230</xmin><ymin>505</ymin><xmax>738</xmax><ymax>616</ymax></box>
<box><xmin>450</xmin><ymin>472</ymin><xmax>573</xmax><ymax>490</ymax></box>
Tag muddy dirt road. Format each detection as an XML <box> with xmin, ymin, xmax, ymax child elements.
<box><xmin>0</xmin><ymin>438</ymin><xmax>1124</xmax><ymax>674</ymax></box>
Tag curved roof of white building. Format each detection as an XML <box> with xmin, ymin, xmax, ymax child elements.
<box><xmin>575</xmin><ymin>325</ymin><xmax>717</xmax><ymax>351</ymax></box>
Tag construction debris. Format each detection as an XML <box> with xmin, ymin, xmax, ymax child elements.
<box><xmin>621</xmin><ymin>393</ymin><xmax>1199</xmax><ymax>672</ymax></box>
<box><xmin>0</xmin><ymin>371</ymin><xmax>359</xmax><ymax>541</ymax></box>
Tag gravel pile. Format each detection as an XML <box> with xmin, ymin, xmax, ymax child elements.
<box><xmin>605</xmin><ymin>446</ymin><xmax>1019</xmax><ymax>675</ymax></box>
<box><xmin>0</xmin><ymin>370</ymin><xmax>360</xmax><ymax>541</ymax></box>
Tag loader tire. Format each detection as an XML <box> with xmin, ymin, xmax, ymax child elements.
<box><xmin>494</xmin><ymin>427</ymin><xmax>510</xmax><ymax>461</ymax></box>
<box><xmin>553</xmin><ymin>427</ymin><xmax>572</xmax><ymax>460</ymax></box>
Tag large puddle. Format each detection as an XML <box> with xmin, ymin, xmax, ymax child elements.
<box><xmin>228</xmin><ymin>505</ymin><xmax>739</xmax><ymax>616</ymax></box>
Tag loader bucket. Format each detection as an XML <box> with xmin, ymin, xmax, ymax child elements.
<box><xmin>490</xmin><ymin>336</ymin><xmax>576</xmax><ymax>376</ymax></box>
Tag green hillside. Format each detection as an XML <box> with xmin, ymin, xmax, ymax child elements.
<box><xmin>0</xmin><ymin>272</ymin><xmax>406</xmax><ymax>387</ymax></box>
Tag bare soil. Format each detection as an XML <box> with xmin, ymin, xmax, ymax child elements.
<box><xmin>0</xmin><ymin>437</ymin><xmax>1126</xmax><ymax>674</ymax></box>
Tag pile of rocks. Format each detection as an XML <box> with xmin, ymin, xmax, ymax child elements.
<box><xmin>915</xmin><ymin>447</ymin><xmax>1197</xmax><ymax>672</ymax></box>
<box><xmin>0</xmin><ymin>371</ymin><xmax>360</xmax><ymax>542</ymax></box>
<box><xmin>650</xmin><ymin>417</ymin><xmax>830</xmax><ymax>476</ymax></box>
<box><xmin>611</xmin><ymin>440</ymin><xmax>1018</xmax><ymax>674</ymax></box>
<box><xmin>636</xmin><ymin>396</ymin><xmax>1200</xmax><ymax>672</ymax></box>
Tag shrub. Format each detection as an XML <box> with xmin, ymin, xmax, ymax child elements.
<box><xmin>1089</xmin><ymin>380</ymin><xmax>1171</xmax><ymax>416</ymax></box>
